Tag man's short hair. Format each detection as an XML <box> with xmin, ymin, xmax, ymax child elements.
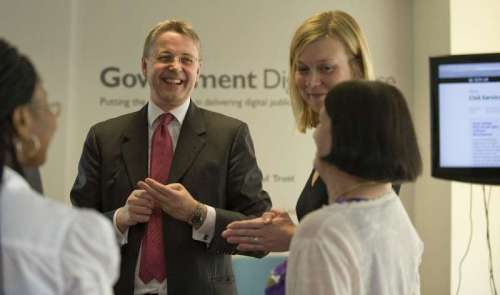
<box><xmin>142</xmin><ymin>20</ymin><xmax>201</xmax><ymax>58</ymax></box>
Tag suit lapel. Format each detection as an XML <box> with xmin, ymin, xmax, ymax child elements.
<box><xmin>168</xmin><ymin>102</ymin><xmax>206</xmax><ymax>183</ymax></box>
<box><xmin>117</xmin><ymin>106</ymin><xmax>149</xmax><ymax>283</ymax></box>
<box><xmin>121</xmin><ymin>105</ymin><xmax>149</xmax><ymax>187</ymax></box>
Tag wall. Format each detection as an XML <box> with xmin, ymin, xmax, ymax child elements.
<box><xmin>449</xmin><ymin>0</ymin><xmax>500</xmax><ymax>294</ymax></box>
<box><xmin>413</xmin><ymin>0</ymin><xmax>500</xmax><ymax>294</ymax></box>
<box><xmin>413</xmin><ymin>0</ymin><xmax>452</xmax><ymax>293</ymax></box>
<box><xmin>0</xmin><ymin>0</ymin><xmax>74</xmax><ymax>201</ymax></box>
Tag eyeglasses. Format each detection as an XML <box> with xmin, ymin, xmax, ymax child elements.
<box><xmin>32</xmin><ymin>101</ymin><xmax>62</xmax><ymax>117</ymax></box>
<box><xmin>156</xmin><ymin>53</ymin><xmax>198</xmax><ymax>66</ymax></box>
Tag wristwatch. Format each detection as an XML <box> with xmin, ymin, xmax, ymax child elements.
<box><xmin>189</xmin><ymin>202</ymin><xmax>206</xmax><ymax>229</ymax></box>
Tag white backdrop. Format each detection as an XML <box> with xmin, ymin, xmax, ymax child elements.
<box><xmin>1</xmin><ymin>0</ymin><xmax>413</xmax><ymax>216</ymax></box>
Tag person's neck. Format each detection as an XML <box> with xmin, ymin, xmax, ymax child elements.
<box><xmin>150</xmin><ymin>95</ymin><xmax>189</xmax><ymax>113</ymax></box>
<box><xmin>322</xmin><ymin>167</ymin><xmax>391</xmax><ymax>204</ymax></box>
<box><xmin>152</xmin><ymin>101</ymin><xmax>180</xmax><ymax>113</ymax></box>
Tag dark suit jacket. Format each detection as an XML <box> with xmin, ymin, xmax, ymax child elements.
<box><xmin>71</xmin><ymin>102</ymin><xmax>271</xmax><ymax>295</ymax></box>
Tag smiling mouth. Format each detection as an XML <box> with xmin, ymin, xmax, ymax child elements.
<box><xmin>308</xmin><ymin>93</ymin><xmax>326</xmax><ymax>98</ymax></box>
<box><xmin>162</xmin><ymin>77</ymin><xmax>183</xmax><ymax>85</ymax></box>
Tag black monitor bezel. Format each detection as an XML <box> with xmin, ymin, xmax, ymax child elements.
<box><xmin>430</xmin><ymin>53</ymin><xmax>500</xmax><ymax>185</ymax></box>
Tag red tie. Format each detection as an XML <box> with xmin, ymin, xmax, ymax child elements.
<box><xmin>139</xmin><ymin>113</ymin><xmax>174</xmax><ymax>283</ymax></box>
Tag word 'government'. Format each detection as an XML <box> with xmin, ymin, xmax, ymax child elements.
<box><xmin>100</xmin><ymin>66</ymin><xmax>288</xmax><ymax>90</ymax></box>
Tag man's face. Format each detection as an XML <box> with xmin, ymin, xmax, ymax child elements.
<box><xmin>142</xmin><ymin>31</ymin><xmax>200</xmax><ymax>110</ymax></box>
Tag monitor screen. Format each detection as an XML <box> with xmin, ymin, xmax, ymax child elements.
<box><xmin>430</xmin><ymin>53</ymin><xmax>500</xmax><ymax>184</ymax></box>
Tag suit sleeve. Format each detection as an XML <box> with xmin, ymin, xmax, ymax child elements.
<box><xmin>70</xmin><ymin>127</ymin><xmax>116</xmax><ymax>221</ymax></box>
<box><xmin>208</xmin><ymin>123</ymin><xmax>272</xmax><ymax>256</ymax></box>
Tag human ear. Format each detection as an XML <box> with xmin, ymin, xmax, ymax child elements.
<box><xmin>195</xmin><ymin>61</ymin><xmax>201</xmax><ymax>84</ymax></box>
<box><xmin>349</xmin><ymin>58</ymin><xmax>363</xmax><ymax>79</ymax></box>
<box><xmin>11</xmin><ymin>105</ymin><xmax>38</xmax><ymax>165</ymax></box>
<box><xmin>141</xmin><ymin>57</ymin><xmax>148</xmax><ymax>77</ymax></box>
<box><xmin>11</xmin><ymin>106</ymin><xmax>34</xmax><ymax>142</ymax></box>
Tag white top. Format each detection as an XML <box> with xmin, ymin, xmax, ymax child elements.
<box><xmin>0</xmin><ymin>166</ymin><xmax>120</xmax><ymax>295</ymax></box>
<box><xmin>286</xmin><ymin>191</ymin><xmax>423</xmax><ymax>295</ymax></box>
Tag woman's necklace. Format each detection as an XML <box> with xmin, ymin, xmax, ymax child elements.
<box><xmin>332</xmin><ymin>181</ymin><xmax>380</xmax><ymax>203</ymax></box>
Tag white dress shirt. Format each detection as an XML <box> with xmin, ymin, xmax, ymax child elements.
<box><xmin>1</xmin><ymin>166</ymin><xmax>120</xmax><ymax>295</ymax></box>
<box><xmin>113</xmin><ymin>98</ymin><xmax>216</xmax><ymax>295</ymax></box>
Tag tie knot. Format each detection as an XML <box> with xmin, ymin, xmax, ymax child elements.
<box><xmin>158</xmin><ymin>113</ymin><xmax>174</xmax><ymax>127</ymax></box>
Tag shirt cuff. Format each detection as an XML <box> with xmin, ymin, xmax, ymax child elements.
<box><xmin>192</xmin><ymin>205</ymin><xmax>216</xmax><ymax>244</ymax></box>
<box><xmin>113</xmin><ymin>210</ymin><xmax>129</xmax><ymax>245</ymax></box>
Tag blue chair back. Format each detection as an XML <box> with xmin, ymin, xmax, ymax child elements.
<box><xmin>232</xmin><ymin>254</ymin><xmax>287</xmax><ymax>295</ymax></box>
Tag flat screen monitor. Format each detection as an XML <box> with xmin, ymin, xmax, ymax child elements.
<box><xmin>430</xmin><ymin>53</ymin><xmax>500</xmax><ymax>185</ymax></box>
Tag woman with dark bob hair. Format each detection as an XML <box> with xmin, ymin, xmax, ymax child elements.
<box><xmin>0</xmin><ymin>39</ymin><xmax>119</xmax><ymax>294</ymax></box>
<box><xmin>286</xmin><ymin>80</ymin><xmax>423</xmax><ymax>295</ymax></box>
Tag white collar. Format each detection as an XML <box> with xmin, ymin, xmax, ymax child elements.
<box><xmin>147</xmin><ymin>97</ymin><xmax>191</xmax><ymax>127</ymax></box>
<box><xmin>1</xmin><ymin>166</ymin><xmax>31</xmax><ymax>195</ymax></box>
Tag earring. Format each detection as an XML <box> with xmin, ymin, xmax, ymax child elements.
<box><xmin>14</xmin><ymin>138</ymin><xmax>24</xmax><ymax>156</ymax></box>
<box><xmin>27</xmin><ymin>135</ymin><xmax>41</xmax><ymax>158</ymax></box>
<box><xmin>15</xmin><ymin>135</ymin><xmax>41</xmax><ymax>160</ymax></box>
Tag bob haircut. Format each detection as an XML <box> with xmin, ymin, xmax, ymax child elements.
<box><xmin>289</xmin><ymin>10</ymin><xmax>374</xmax><ymax>132</ymax></box>
<box><xmin>321</xmin><ymin>80</ymin><xmax>422</xmax><ymax>182</ymax></box>
<box><xmin>142</xmin><ymin>20</ymin><xmax>201</xmax><ymax>59</ymax></box>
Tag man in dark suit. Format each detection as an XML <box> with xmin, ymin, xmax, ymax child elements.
<box><xmin>71</xmin><ymin>20</ymin><xmax>271</xmax><ymax>295</ymax></box>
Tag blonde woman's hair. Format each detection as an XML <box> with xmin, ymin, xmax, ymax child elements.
<box><xmin>288</xmin><ymin>10</ymin><xmax>374</xmax><ymax>132</ymax></box>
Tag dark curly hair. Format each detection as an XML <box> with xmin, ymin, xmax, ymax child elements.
<box><xmin>0</xmin><ymin>38</ymin><xmax>38</xmax><ymax>183</ymax></box>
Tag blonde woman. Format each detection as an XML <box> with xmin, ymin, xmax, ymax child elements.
<box><xmin>223</xmin><ymin>10</ymin><xmax>400</xmax><ymax>253</ymax></box>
